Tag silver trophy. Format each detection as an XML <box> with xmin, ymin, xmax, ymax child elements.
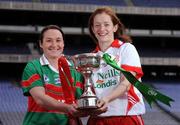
<box><xmin>72</xmin><ymin>53</ymin><xmax>101</xmax><ymax>110</ymax></box>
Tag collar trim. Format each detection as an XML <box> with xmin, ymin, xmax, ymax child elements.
<box><xmin>93</xmin><ymin>39</ymin><xmax>123</xmax><ymax>52</ymax></box>
<box><xmin>40</xmin><ymin>54</ymin><xmax>49</xmax><ymax>65</ymax></box>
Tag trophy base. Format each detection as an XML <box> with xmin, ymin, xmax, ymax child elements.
<box><xmin>77</xmin><ymin>96</ymin><xmax>98</xmax><ymax>110</ymax></box>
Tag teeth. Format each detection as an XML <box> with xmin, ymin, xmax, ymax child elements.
<box><xmin>98</xmin><ymin>33</ymin><xmax>107</xmax><ymax>36</ymax></box>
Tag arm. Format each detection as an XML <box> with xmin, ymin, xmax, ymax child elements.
<box><xmin>29</xmin><ymin>86</ymin><xmax>78</xmax><ymax>115</ymax></box>
<box><xmin>30</xmin><ymin>86</ymin><xmax>89</xmax><ymax>117</ymax></box>
<box><xmin>101</xmin><ymin>71</ymin><xmax>136</xmax><ymax>104</ymax></box>
<box><xmin>90</xmin><ymin>71</ymin><xmax>136</xmax><ymax>116</ymax></box>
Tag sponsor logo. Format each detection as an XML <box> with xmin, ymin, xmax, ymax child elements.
<box><xmin>96</xmin><ymin>79</ymin><xmax>104</xmax><ymax>84</ymax></box>
<box><xmin>94</xmin><ymin>68</ymin><xmax>120</xmax><ymax>88</ymax></box>
<box><xmin>148</xmin><ymin>89</ymin><xmax>157</xmax><ymax>96</ymax></box>
<box><xmin>95</xmin><ymin>79</ymin><xmax>117</xmax><ymax>88</ymax></box>
<box><xmin>54</xmin><ymin>77</ymin><xmax>60</xmax><ymax>84</ymax></box>
<box><xmin>97</xmin><ymin>68</ymin><xmax>119</xmax><ymax>80</ymax></box>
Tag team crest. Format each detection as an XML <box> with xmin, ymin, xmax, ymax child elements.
<box><xmin>43</xmin><ymin>74</ymin><xmax>49</xmax><ymax>83</ymax></box>
<box><xmin>114</xmin><ymin>55</ymin><xmax>120</xmax><ymax>62</ymax></box>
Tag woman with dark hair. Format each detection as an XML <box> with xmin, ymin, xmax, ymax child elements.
<box><xmin>21</xmin><ymin>25</ymin><xmax>84</xmax><ymax>125</ymax></box>
<box><xmin>88</xmin><ymin>7</ymin><xmax>145</xmax><ymax>125</ymax></box>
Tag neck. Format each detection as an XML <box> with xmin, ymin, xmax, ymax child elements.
<box><xmin>48</xmin><ymin>57</ymin><xmax>59</xmax><ymax>70</ymax></box>
<box><xmin>99</xmin><ymin>41</ymin><xmax>112</xmax><ymax>52</ymax></box>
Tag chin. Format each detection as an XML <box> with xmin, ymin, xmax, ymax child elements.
<box><xmin>48</xmin><ymin>55</ymin><xmax>59</xmax><ymax>59</ymax></box>
<box><xmin>98</xmin><ymin>37</ymin><xmax>108</xmax><ymax>41</ymax></box>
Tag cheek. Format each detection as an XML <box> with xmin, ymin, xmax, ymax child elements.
<box><xmin>92</xmin><ymin>27</ymin><xmax>97</xmax><ymax>34</ymax></box>
<box><xmin>61</xmin><ymin>42</ymin><xmax>64</xmax><ymax>46</ymax></box>
<box><xmin>60</xmin><ymin>43</ymin><xmax>64</xmax><ymax>48</ymax></box>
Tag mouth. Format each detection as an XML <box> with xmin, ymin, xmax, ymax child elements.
<box><xmin>48</xmin><ymin>49</ymin><xmax>62</xmax><ymax>54</ymax></box>
<box><xmin>49</xmin><ymin>47</ymin><xmax>61</xmax><ymax>51</ymax></box>
<box><xmin>49</xmin><ymin>49</ymin><xmax>58</xmax><ymax>52</ymax></box>
<box><xmin>98</xmin><ymin>33</ymin><xmax>107</xmax><ymax>36</ymax></box>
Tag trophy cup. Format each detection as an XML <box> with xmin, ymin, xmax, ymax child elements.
<box><xmin>72</xmin><ymin>53</ymin><xmax>101</xmax><ymax>110</ymax></box>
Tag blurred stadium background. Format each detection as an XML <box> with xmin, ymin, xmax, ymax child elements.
<box><xmin>0</xmin><ymin>0</ymin><xmax>180</xmax><ymax>125</ymax></box>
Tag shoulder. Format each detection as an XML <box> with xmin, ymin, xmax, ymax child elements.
<box><xmin>115</xmin><ymin>39</ymin><xmax>135</xmax><ymax>49</ymax></box>
<box><xmin>27</xmin><ymin>59</ymin><xmax>40</xmax><ymax>66</ymax></box>
<box><xmin>24</xmin><ymin>59</ymin><xmax>40</xmax><ymax>71</ymax></box>
<box><xmin>121</xmin><ymin>42</ymin><xmax>137</xmax><ymax>51</ymax></box>
<box><xmin>122</xmin><ymin>42</ymin><xmax>134</xmax><ymax>47</ymax></box>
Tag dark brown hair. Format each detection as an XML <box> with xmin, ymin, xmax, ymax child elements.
<box><xmin>88</xmin><ymin>7</ymin><xmax>132</xmax><ymax>43</ymax></box>
<box><xmin>39</xmin><ymin>25</ymin><xmax>65</xmax><ymax>43</ymax></box>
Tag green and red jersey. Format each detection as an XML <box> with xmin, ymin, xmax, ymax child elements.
<box><xmin>21</xmin><ymin>55</ymin><xmax>84</xmax><ymax>125</ymax></box>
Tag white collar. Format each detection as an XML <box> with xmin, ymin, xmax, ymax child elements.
<box><xmin>40</xmin><ymin>54</ymin><xmax>59</xmax><ymax>73</ymax></box>
<box><xmin>40</xmin><ymin>54</ymin><xmax>49</xmax><ymax>65</ymax></box>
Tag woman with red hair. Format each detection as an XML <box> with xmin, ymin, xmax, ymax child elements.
<box><xmin>88</xmin><ymin>7</ymin><xmax>145</xmax><ymax>125</ymax></box>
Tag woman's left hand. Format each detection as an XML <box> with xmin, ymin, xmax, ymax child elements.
<box><xmin>88</xmin><ymin>99</ymin><xmax>108</xmax><ymax>116</ymax></box>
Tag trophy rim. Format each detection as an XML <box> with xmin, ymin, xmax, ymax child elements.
<box><xmin>73</xmin><ymin>53</ymin><xmax>101</xmax><ymax>58</ymax></box>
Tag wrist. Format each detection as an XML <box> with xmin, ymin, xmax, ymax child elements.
<box><xmin>102</xmin><ymin>97</ymin><xmax>110</xmax><ymax>103</ymax></box>
<box><xmin>120</xmin><ymin>82</ymin><xmax>129</xmax><ymax>91</ymax></box>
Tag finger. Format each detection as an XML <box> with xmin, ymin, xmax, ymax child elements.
<box><xmin>96</xmin><ymin>100</ymin><xmax>104</xmax><ymax>107</ymax></box>
<box><xmin>71</xmin><ymin>103</ymin><xmax>78</xmax><ymax>109</ymax></box>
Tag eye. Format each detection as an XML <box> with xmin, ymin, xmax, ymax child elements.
<box><xmin>94</xmin><ymin>24</ymin><xmax>100</xmax><ymax>28</ymax></box>
<box><xmin>104</xmin><ymin>23</ymin><xmax>110</xmax><ymax>27</ymax></box>
<box><xmin>56</xmin><ymin>39</ymin><xmax>62</xmax><ymax>42</ymax></box>
<box><xmin>46</xmin><ymin>39</ymin><xmax>52</xmax><ymax>43</ymax></box>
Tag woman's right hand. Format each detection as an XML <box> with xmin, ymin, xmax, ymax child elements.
<box><xmin>66</xmin><ymin>103</ymin><xmax>89</xmax><ymax>117</ymax></box>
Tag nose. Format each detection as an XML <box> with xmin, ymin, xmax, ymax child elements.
<box><xmin>99</xmin><ymin>25</ymin><xmax>105</xmax><ymax>31</ymax></box>
<box><xmin>51</xmin><ymin>40</ymin><xmax>57</xmax><ymax>46</ymax></box>
<box><xmin>50</xmin><ymin>40</ymin><xmax>58</xmax><ymax>49</ymax></box>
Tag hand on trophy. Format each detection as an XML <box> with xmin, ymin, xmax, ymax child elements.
<box><xmin>66</xmin><ymin>103</ymin><xmax>89</xmax><ymax>117</ymax></box>
<box><xmin>60</xmin><ymin>53</ymin><xmax>109</xmax><ymax>117</ymax></box>
<box><xmin>87</xmin><ymin>99</ymin><xmax>108</xmax><ymax>116</ymax></box>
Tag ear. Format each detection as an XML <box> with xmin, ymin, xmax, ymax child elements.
<box><xmin>113</xmin><ymin>24</ymin><xmax>118</xmax><ymax>32</ymax></box>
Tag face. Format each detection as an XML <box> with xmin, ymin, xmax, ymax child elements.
<box><xmin>92</xmin><ymin>12</ymin><xmax>118</xmax><ymax>44</ymax></box>
<box><xmin>40</xmin><ymin>29</ymin><xmax>64</xmax><ymax>59</ymax></box>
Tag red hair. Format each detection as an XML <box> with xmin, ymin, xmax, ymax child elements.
<box><xmin>88</xmin><ymin>7</ymin><xmax>132</xmax><ymax>43</ymax></box>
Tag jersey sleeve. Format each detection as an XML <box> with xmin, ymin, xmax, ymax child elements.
<box><xmin>121</xmin><ymin>43</ymin><xmax>143</xmax><ymax>78</ymax></box>
<box><xmin>21</xmin><ymin>61</ymin><xmax>43</xmax><ymax>96</ymax></box>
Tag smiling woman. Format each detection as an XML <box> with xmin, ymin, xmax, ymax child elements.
<box><xmin>87</xmin><ymin>7</ymin><xmax>145</xmax><ymax>125</ymax></box>
<box><xmin>39</xmin><ymin>26</ymin><xmax>64</xmax><ymax>69</ymax></box>
<box><xmin>21</xmin><ymin>25</ymin><xmax>85</xmax><ymax>125</ymax></box>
